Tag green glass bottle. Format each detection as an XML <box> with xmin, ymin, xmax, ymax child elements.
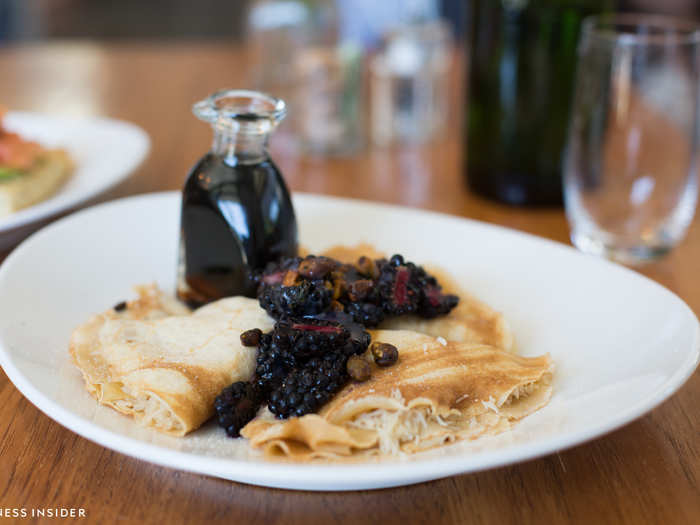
<box><xmin>466</xmin><ymin>0</ymin><xmax>614</xmax><ymax>206</ymax></box>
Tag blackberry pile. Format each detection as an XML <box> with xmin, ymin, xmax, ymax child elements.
<box><xmin>252</xmin><ymin>318</ymin><xmax>353</xmax><ymax>396</ymax></box>
<box><xmin>268</xmin><ymin>352</ymin><xmax>349</xmax><ymax>418</ymax></box>
<box><xmin>256</xmin><ymin>254</ymin><xmax>459</xmax><ymax>326</ymax></box>
<box><xmin>215</xmin><ymin>317</ymin><xmax>369</xmax><ymax>437</ymax></box>
<box><xmin>214</xmin><ymin>382</ymin><xmax>262</xmax><ymax>438</ymax></box>
<box><xmin>215</xmin><ymin>253</ymin><xmax>459</xmax><ymax>438</ymax></box>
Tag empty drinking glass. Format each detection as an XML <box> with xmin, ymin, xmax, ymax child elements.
<box><xmin>564</xmin><ymin>14</ymin><xmax>700</xmax><ymax>264</ymax></box>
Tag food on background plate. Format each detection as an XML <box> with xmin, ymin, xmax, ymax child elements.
<box><xmin>0</xmin><ymin>107</ymin><xmax>73</xmax><ymax>217</ymax></box>
<box><xmin>70</xmin><ymin>284</ymin><xmax>273</xmax><ymax>436</ymax></box>
<box><xmin>242</xmin><ymin>330</ymin><xmax>553</xmax><ymax>459</ymax></box>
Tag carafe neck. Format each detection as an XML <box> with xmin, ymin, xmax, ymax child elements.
<box><xmin>193</xmin><ymin>89</ymin><xmax>286</xmax><ymax>166</ymax></box>
<box><xmin>212</xmin><ymin>124</ymin><xmax>269</xmax><ymax>165</ymax></box>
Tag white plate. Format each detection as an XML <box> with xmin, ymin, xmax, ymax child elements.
<box><xmin>0</xmin><ymin>112</ymin><xmax>149</xmax><ymax>250</ymax></box>
<box><xmin>0</xmin><ymin>192</ymin><xmax>698</xmax><ymax>491</ymax></box>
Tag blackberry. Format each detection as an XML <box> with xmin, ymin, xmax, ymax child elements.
<box><xmin>311</xmin><ymin>311</ymin><xmax>371</xmax><ymax>354</ymax></box>
<box><xmin>214</xmin><ymin>381</ymin><xmax>262</xmax><ymax>437</ymax></box>
<box><xmin>253</xmin><ymin>332</ymin><xmax>298</xmax><ymax>395</ymax></box>
<box><xmin>268</xmin><ymin>352</ymin><xmax>349</xmax><ymax>418</ymax></box>
<box><xmin>343</xmin><ymin>301</ymin><xmax>385</xmax><ymax>327</ymax></box>
<box><xmin>275</xmin><ymin>318</ymin><xmax>351</xmax><ymax>360</ymax></box>
<box><xmin>417</xmin><ymin>286</ymin><xmax>459</xmax><ymax>318</ymax></box>
<box><xmin>350</xmin><ymin>329</ymin><xmax>372</xmax><ymax>355</ymax></box>
<box><xmin>374</xmin><ymin>259</ymin><xmax>422</xmax><ymax>316</ymax></box>
<box><xmin>258</xmin><ymin>279</ymin><xmax>332</xmax><ymax>319</ymax></box>
<box><xmin>372</xmin><ymin>256</ymin><xmax>459</xmax><ymax>320</ymax></box>
<box><xmin>389</xmin><ymin>254</ymin><xmax>405</xmax><ymax>266</ymax></box>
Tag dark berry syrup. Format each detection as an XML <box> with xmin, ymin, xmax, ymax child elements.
<box><xmin>177</xmin><ymin>90</ymin><xmax>297</xmax><ymax>307</ymax></box>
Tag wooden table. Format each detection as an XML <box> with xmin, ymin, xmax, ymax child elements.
<box><xmin>1</xmin><ymin>42</ymin><xmax>698</xmax><ymax>524</ymax></box>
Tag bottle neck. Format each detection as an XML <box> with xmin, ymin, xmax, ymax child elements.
<box><xmin>211</xmin><ymin>125</ymin><xmax>269</xmax><ymax>165</ymax></box>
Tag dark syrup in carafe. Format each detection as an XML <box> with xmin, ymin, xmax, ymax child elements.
<box><xmin>178</xmin><ymin>153</ymin><xmax>297</xmax><ymax>307</ymax></box>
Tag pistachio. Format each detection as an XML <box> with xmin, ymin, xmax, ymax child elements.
<box><xmin>240</xmin><ymin>328</ymin><xmax>262</xmax><ymax>347</ymax></box>
<box><xmin>298</xmin><ymin>256</ymin><xmax>336</xmax><ymax>279</ymax></box>
<box><xmin>371</xmin><ymin>342</ymin><xmax>399</xmax><ymax>367</ymax></box>
<box><xmin>356</xmin><ymin>256</ymin><xmax>379</xmax><ymax>279</ymax></box>
<box><xmin>347</xmin><ymin>355</ymin><xmax>371</xmax><ymax>382</ymax></box>
<box><xmin>347</xmin><ymin>279</ymin><xmax>373</xmax><ymax>301</ymax></box>
<box><xmin>330</xmin><ymin>300</ymin><xmax>345</xmax><ymax>311</ymax></box>
<box><xmin>282</xmin><ymin>270</ymin><xmax>299</xmax><ymax>286</ymax></box>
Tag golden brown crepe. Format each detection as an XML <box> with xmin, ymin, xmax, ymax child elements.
<box><xmin>321</xmin><ymin>243</ymin><xmax>388</xmax><ymax>263</ymax></box>
<box><xmin>241</xmin><ymin>330</ymin><xmax>552</xmax><ymax>460</ymax></box>
<box><xmin>70</xmin><ymin>284</ymin><xmax>274</xmax><ymax>436</ymax></box>
<box><xmin>321</xmin><ymin>244</ymin><xmax>515</xmax><ymax>351</ymax></box>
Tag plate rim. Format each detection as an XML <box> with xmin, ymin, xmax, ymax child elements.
<box><xmin>0</xmin><ymin>191</ymin><xmax>698</xmax><ymax>490</ymax></box>
<box><xmin>0</xmin><ymin>111</ymin><xmax>150</xmax><ymax>233</ymax></box>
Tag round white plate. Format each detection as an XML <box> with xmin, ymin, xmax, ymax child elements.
<box><xmin>0</xmin><ymin>192</ymin><xmax>698</xmax><ymax>491</ymax></box>
<box><xmin>0</xmin><ymin>112</ymin><xmax>149</xmax><ymax>250</ymax></box>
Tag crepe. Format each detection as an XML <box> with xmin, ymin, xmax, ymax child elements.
<box><xmin>70</xmin><ymin>284</ymin><xmax>274</xmax><ymax>436</ymax></box>
<box><xmin>321</xmin><ymin>244</ymin><xmax>515</xmax><ymax>351</ymax></box>
<box><xmin>241</xmin><ymin>330</ymin><xmax>553</xmax><ymax>459</ymax></box>
<box><xmin>0</xmin><ymin>149</ymin><xmax>73</xmax><ymax>218</ymax></box>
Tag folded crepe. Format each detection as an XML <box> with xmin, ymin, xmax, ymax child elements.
<box><xmin>70</xmin><ymin>284</ymin><xmax>274</xmax><ymax>436</ymax></box>
<box><xmin>241</xmin><ymin>330</ymin><xmax>553</xmax><ymax>460</ymax></box>
<box><xmin>321</xmin><ymin>244</ymin><xmax>514</xmax><ymax>351</ymax></box>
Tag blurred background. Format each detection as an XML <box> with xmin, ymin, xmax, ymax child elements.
<box><xmin>2</xmin><ymin>0</ymin><xmax>699</xmax><ymax>206</ymax></box>
<box><xmin>1</xmin><ymin>0</ymin><xmax>697</xmax><ymax>42</ymax></box>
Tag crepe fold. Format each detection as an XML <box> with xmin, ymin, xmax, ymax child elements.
<box><xmin>241</xmin><ymin>330</ymin><xmax>552</xmax><ymax>460</ymax></box>
<box><xmin>70</xmin><ymin>285</ymin><xmax>274</xmax><ymax>436</ymax></box>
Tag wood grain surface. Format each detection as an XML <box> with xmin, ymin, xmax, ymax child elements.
<box><xmin>1</xmin><ymin>42</ymin><xmax>699</xmax><ymax>525</ymax></box>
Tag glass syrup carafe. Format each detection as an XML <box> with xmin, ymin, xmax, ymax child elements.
<box><xmin>177</xmin><ymin>89</ymin><xmax>298</xmax><ymax>307</ymax></box>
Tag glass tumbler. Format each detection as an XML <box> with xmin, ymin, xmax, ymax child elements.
<box><xmin>564</xmin><ymin>14</ymin><xmax>700</xmax><ymax>264</ymax></box>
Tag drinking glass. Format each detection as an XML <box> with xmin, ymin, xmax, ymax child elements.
<box><xmin>370</xmin><ymin>20</ymin><xmax>451</xmax><ymax>146</ymax></box>
<box><xmin>564</xmin><ymin>14</ymin><xmax>700</xmax><ymax>264</ymax></box>
<box><xmin>294</xmin><ymin>43</ymin><xmax>363</xmax><ymax>156</ymax></box>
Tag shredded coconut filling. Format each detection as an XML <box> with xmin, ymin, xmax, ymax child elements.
<box><xmin>502</xmin><ymin>381</ymin><xmax>539</xmax><ymax>406</ymax></box>
<box><xmin>344</xmin><ymin>381</ymin><xmax>545</xmax><ymax>454</ymax></box>
<box><xmin>346</xmin><ymin>391</ymin><xmax>463</xmax><ymax>455</ymax></box>
<box><xmin>101</xmin><ymin>382</ymin><xmax>184</xmax><ymax>433</ymax></box>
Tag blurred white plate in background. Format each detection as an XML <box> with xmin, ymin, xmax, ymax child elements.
<box><xmin>0</xmin><ymin>111</ymin><xmax>149</xmax><ymax>250</ymax></box>
<box><xmin>0</xmin><ymin>192</ymin><xmax>697</xmax><ymax>490</ymax></box>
